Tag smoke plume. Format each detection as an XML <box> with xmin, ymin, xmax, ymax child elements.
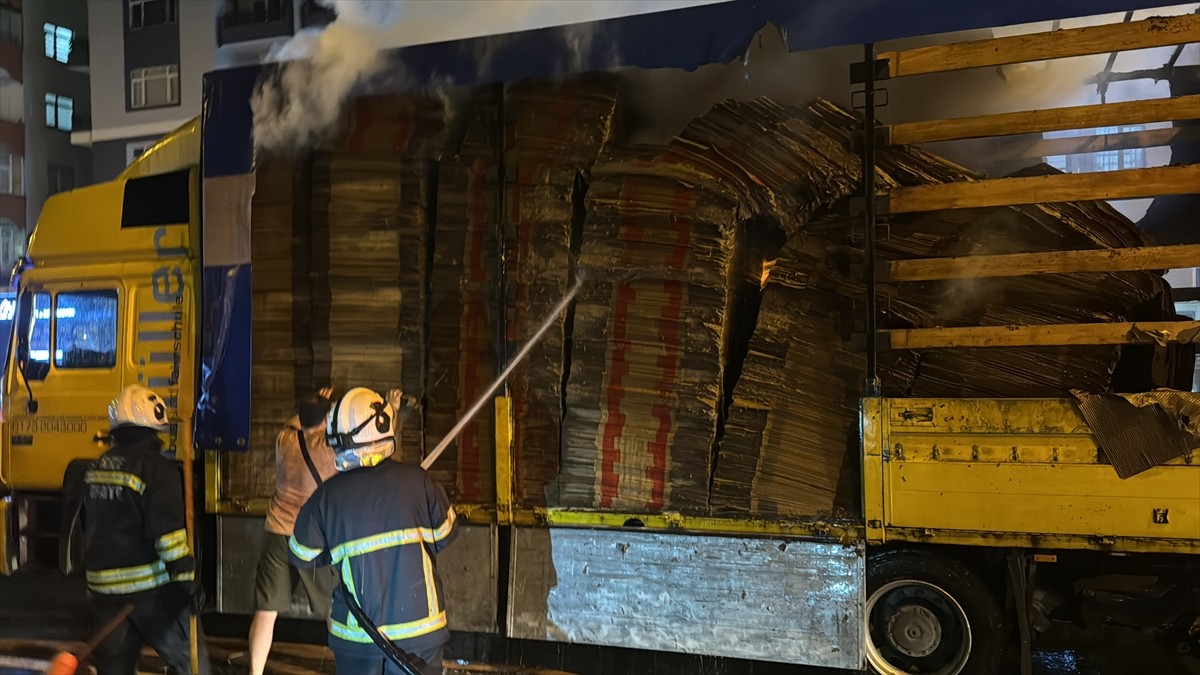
<box><xmin>251</xmin><ymin>1</ymin><xmax>401</xmax><ymax>153</ymax></box>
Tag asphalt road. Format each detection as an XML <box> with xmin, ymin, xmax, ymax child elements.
<box><xmin>1</xmin><ymin>571</ymin><xmax>1196</xmax><ymax>675</ymax></box>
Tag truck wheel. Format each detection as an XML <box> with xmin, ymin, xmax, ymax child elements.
<box><xmin>865</xmin><ymin>548</ymin><xmax>1006</xmax><ymax>675</ymax></box>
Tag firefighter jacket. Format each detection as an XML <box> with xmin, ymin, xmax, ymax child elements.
<box><xmin>74</xmin><ymin>430</ymin><xmax>196</xmax><ymax>595</ymax></box>
<box><xmin>289</xmin><ymin>461</ymin><xmax>457</xmax><ymax>656</ymax></box>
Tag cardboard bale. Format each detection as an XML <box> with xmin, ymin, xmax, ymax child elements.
<box><xmin>310</xmin><ymin>95</ymin><xmax>444</xmax><ymax>463</ymax></box>
<box><xmin>426</xmin><ymin>101</ymin><xmax>499</xmax><ymax>502</ymax></box>
<box><xmin>503</xmin><ymin>77</ymin><xmax>618</xmax><ymax>506</ymax></box>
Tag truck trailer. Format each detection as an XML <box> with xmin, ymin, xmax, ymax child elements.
<box><xmin>2</xmin><ymin>2</ymin><xmax>1198</xmax><ymax>674</ymax></box>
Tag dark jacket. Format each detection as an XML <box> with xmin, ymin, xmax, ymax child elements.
<box><xmin>71</xmin><ymin>428</ymin><xmax>196</xmax><ymax>595</ymax></box>
<box><xmin>289</xmin><ymin>461</ymin><xmax>457</xmax><ymax>656</ymax></box>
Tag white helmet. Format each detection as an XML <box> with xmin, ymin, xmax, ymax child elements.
<box><xmin>326</xmin><ymin>387</ymin><xmax>396</xmax><ymax>471</ymax></box>
<box><xmin>109</xmin><ymin>384</ymin><xmax>170</xmax><ymax>432</ymax></box>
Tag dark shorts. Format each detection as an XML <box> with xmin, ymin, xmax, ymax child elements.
<box><xmin>254</xmin><ymin>532</ymin><xmax>337</xmax><ymax>615</ymax></box>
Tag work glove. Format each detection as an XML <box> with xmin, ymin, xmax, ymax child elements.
<box><xmin>182</xmin><ymin>578</ymin><xmax>206</xmax><ymax>614</ymax></box>
<box><xmin>387</xmin><ymin>389</ymin><xmax>420</xmax><ymax>413</ymax></box>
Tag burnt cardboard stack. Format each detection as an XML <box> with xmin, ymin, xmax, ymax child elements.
<box><xmin>311</xmin><ymin>96</ymin><xmax>444</xmax><ymax>463</ymax></box>
<box><xmin>560</xmin><ymin>98</ymin><xmax>860</xmax><ymax>512</ymax></box>
<box><xmin>712</xmin><ymin>101</ymin><xmax>1167</xmax><ymax>517</ymax></box>
<box><xmin>236</xmin><ymin>156</ymin><xmax>307</xmax><ymax>501</ymax></box>
<box><xmin>425</xmin><ymin>98</ymin><xmax>499</xmax><ymax>501</ymax></box>
<box><xmin>503</xmin><ymin>77</ymin><xmax>618</xmax><ymax>506</ymax></box>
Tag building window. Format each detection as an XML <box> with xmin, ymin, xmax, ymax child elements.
<box><xmin>1044</xmin><ymin>126</ymin><xmax>1147</xmax><ymax>173</ymax></box>
<box><xmin>130</xmin><ymin>65</ymin><xmax>180</xmax><ymax>110</ymax></box>
<box><xmin>0</xmin><ymin>5</ymin><xmax>20</xmax><ymax>45</ymax></box>
<box><xmin>47</xmin><ymin>163</ymin><xmax>76</xmax><ymax>196</ymax></box>
<box><xmin>43</xmin><ymin>23</ymin><xmax>73</xmax><ymax>63</ymax></box>
<box><xmin>55</xmin><ymin>291</ymin><xmax>119</xmax><ymax>369</ymax></box>
<box><xmin>0</xmin><ymin>144</ymin><xmax>22</xmax><ymax>195</ymax></box>
<box><xmin>299</xmin><ymin>0</ymin><xmax>336</xmax><ymax>28</ymax></box>
<box><xmin>45</xmin><ymin>93</ymin><xmax>74</xmax><ymax>131</ymax></box>
<box><xmin>128</xmin><ymin>0</ymin><xmax>177</xmax><ymax>30</ymax></box>
<box><xmin>127</xmin><ymin>141</ymin><xmax>155</xmax><ymax>166</ymax></box>
<box><xmin>228</xmin><ymin>0</ymin><xmax>286</xmax><ymax>23</ymax></box>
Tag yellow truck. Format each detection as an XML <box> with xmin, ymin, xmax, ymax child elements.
<box><xmin>2</xmin><ymin>4</ymin><xmax>1197</xmax><ymax>675</ymax></box>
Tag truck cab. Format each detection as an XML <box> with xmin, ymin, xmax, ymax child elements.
<box><xmin>0</xmin><ymin>121</ymin><xmax>200</xmax><ymax>573</ymax></box>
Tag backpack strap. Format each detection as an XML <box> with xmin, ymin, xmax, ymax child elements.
<box><xmin>297</xmin><ymin>430</ymin><xmax>323</xmax><ymax>487</ymax></box>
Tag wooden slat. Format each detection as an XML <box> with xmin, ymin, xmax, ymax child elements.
<box><xmin>882</xmin><ymin>321</ymin><xmax>1200</xmax><ymax>350</ymax></box>
<box><xmin>879</xmin><ymin>245</ymin><xmax>1200</xmax><ymax>282</ymax></box>
<box><xmin>980</xmin><ymin>126</ymin><xmax>1196</xmax><ymax>162</ymax></box>
<box><xmin>884</xmin><ymin>165</ymin><xmax>1200</xmax><ymax>214</ymax></box>
<box><xmin>888</xmin><ymin>95</ymin><xmax>1200</xmax><ymax>145</ymax></box>
<box><xmin>879</xmin><ymin>14</ymin><xmax>1200</xmax><ymax>78</ymax></box>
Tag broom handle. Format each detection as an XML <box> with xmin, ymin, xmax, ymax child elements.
<box><xmin>77</xmin><ymin>603</ymin><xmax>135</xmax><ymax>659</ymax></box>
<box><xmin>182</xmin><ymin>437</ymin><xmax>199</xmax><ymax>675</ymax></box>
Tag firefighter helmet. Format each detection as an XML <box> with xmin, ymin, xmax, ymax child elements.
<box><xmin>109</xmin><ymin>384</ymin><xmax>170</xmax><ymax>432</ymax></box>
<box><xmin>326</xmin><ymin>387</ymin><xmax>396</xmax><ymax>471</ymax></box>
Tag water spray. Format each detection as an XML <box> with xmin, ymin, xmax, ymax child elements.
<box><xmin>421</xmin><ymin>273</ymin><xmax>586</xmax><ymax>470</ymax></box>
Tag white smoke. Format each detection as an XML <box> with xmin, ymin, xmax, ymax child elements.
<box><xmin>251</xmin><ymin>1</ymin><xmax>402</xmax><ymax>153</ymax></box>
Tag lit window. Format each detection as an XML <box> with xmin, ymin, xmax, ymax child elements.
<box><xmin>55</xmin><ymin>291</ymin><xmax>119</xmax><ymax>369</ymax></box>
<box><xmin>0</xmin><ymin>145</ymin><xmax>23</xmax><ymax>195</ymax></box>
<box><xmin>130</xmin><ymin>65</ymin><xmax>180</xmax><ymax>110</ymax></box>
<box><xmin>45</xmin><ymin>93</ymin><xmax>74</xmax><ymax>131</ymax></box>
<box><xmin>43</xmin><ymin>23</ymin><xmax>73</xmax><ymax>63</ymax></box>
<box><xmin>128</xmin><ymin>0</ymin><xmax>178</xmax><ymax>30</ymax></box>
<box><xmin>1043</xmin><ymin>125</ymin><xmax>1146</xmax><ymax>173</ymax></box>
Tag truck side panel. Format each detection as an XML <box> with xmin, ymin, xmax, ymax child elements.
<box><xmin>869</xmin><ymin>398</ymin><xmax>1200</xmax><ymax>553</ymax></box>
<box><xmin>214</xmin><ymin>516</ymin><xmax>500</xmax><ymax>632</ymax></box>
<box><xmin>507</xmin><ymin>527</ymin><xmax>864</xmax><ymax>669</ymax></box>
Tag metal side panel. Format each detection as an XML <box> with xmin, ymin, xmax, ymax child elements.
<box><xmin>507</xmin><ymin>527</ymin><xmax>863</xmax><ymax>669</ymax></box>
<box><xmin>216</xmin><ymin>516</ymin><xmax>499</xmax><ymax>632</ymax></box>
<box><xmin>438</xmin><ymin>523</ymin><xmax>499</xmax><ymax>633</ymax></box>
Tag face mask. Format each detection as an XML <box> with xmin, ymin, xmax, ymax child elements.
<box><xmin>333</xmin><ymin>439</ymin><xmax>396</xmax><ymax>472</ymax></box>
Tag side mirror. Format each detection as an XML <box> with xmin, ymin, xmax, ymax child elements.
<box><xmin>25</xmin><ymin>399</ymin><xmax>38</xmax><ymax>414</ymax></box>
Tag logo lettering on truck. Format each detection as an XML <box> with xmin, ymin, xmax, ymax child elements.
<box><xmin>136</xmin><ymin>227</ymin><xmax>187</xmax><ymax>457</ymax></box>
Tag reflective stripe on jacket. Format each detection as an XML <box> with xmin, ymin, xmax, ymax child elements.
<box><xmin>289</xmin><ymin>461</ymin><xmax>457</xmax><ymax>654</ymax></box>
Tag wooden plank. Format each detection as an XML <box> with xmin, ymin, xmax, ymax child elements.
<box><xmin>879</xmin><ymin>245</ymin><xmax>1200</xmax><ymax>282</ymax></box>
<box><xmin>979</xmin><ymin>126</ymin><xmax>1196</xmax><ymax>162</ymax></box>
<box><xmin>882</xmin><ymin>321</ymin><xmax>1200</xmax><ymax>350</ymax></box>
<box><xmin>879</xmin><ymin>14</ymin><xmax>1200</xmax><ymax>78</ymax></box>
<box><xmin>888</xmin><ymin>95</ymin><xmax>1200</xmax><ymax>145</ymax></box>
<box><xmin>884</xmin><ymin>165</ymin><xmax>1200</xmax><ymax>214</ymax></box>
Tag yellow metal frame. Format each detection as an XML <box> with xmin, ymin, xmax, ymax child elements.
<box><xmin>863</xmin><ymin>397</ymin><xmax>1200</xmax><ymax>555</ymax></box>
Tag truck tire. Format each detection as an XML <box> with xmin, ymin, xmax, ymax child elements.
<box><xmin>865</xmin><ymin>548</ymin><xmax>1007</xmax><ymax>675</ymax></box>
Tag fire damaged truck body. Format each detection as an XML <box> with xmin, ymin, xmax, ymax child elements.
<box><xmin>3</xmin><ymin>2</ymin><xmax>1197</xmax><ymax>673</ymax></box>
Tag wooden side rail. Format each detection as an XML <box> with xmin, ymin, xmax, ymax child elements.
<box><xmin>878</xmin><ymin>245</ymin><xmax>1200</xmax><ymax>283</ymax></box>
<box><xmin>873</xmin><ymin>14</ymin><xmax>1200</xmax><ymax>79</ymax></box>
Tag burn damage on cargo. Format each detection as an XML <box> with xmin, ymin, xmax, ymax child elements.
<box><xmin>229</xmin><ymin>55</ymin><xmax>1193</xmax><ymax>521</ymax></box>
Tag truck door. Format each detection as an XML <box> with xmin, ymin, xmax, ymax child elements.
<box><xmin>2</xmin><ymin>283</ymin><xmax>124</xmax><ymax>571</ymax></box>
<box><xmin>7</xmin><ymin>284</ymin><xmax>123</xmax><ymax>490</ymax></box>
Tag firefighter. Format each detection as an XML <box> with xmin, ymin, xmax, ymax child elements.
<box><xmin>247</xmin><ymin>388</ymin><xmax>340</xmax><ymax>675</ymax></box>
<box><xmin>288</xmin><ymin>387</ymin><xmax>457</xmax><ymax>675</ymax></box>
<box><xmin>81</xmin><ymin>384</ymin><xmax>210</xmax><ymax>675</ymax></box>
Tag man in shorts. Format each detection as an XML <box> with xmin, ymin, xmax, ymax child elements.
<box><xmin>247</xmin><ymin>388</ymin><xmax>339</xmax><ymax>675</ymax></box>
